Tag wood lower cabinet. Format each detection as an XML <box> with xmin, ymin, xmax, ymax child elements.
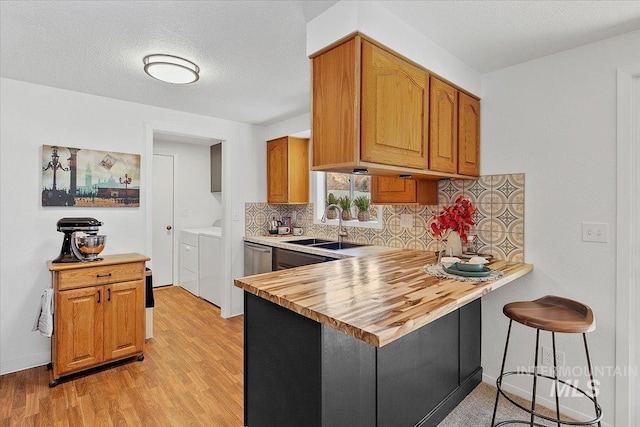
<box><xmin>267</xmin><ymin>136</ymin><xmax>309</xmax><ymax>204</ymax></box>
<box><xmin>55</xmin><ymin>286</ymin><xmax>104</xmax><ymax>375</ymax></box>
<box><xmin>48</xmin><ymin>253</ymin><xmax>149</xmax><ymax>387</ymax></box>
<box><xmin>371</xmin><ymin>176</ymin><xmax>437</xmax><ymax>205</ymax></box>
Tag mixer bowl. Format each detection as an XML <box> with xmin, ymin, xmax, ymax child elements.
<box><xmin>75</xmin><ymin>235</ymin><xmax>106</xmax><ymax>258</ymax></box>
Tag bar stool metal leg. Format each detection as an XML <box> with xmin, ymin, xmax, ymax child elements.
<box><xmin>551</xmin><ymin>332</ymin><xmax>561</xmax><ymax>427</ymax></box>
<box><xmin>492</xmin><ymin>320</ymin><xmax>513</xmax><ymax>426</ymax></box>
<box><xmin>530</xmin><ymin>329</ymin><xmax>540</xmax><ymax>426</ymax></box>
<box><xmin>583</xmin><ymin>334</ymin><xmax>602</xmax><ymax>427</ymax></box>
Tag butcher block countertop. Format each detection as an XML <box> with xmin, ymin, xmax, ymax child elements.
<box><xmin>235</xmin><ymin>249</ymin><xmax>533</xmax><ymax>347</ymax></box>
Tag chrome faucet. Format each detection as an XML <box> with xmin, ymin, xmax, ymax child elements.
<box><xmin>321</xmin><ymin>203</ymin><xmax>348</xmax><ymax>242</ymax></box>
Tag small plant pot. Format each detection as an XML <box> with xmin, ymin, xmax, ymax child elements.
<box><xmin>357</xmin><ymin>211</ymin><xmax>370</xmax><ymax>222</ymax></box>
<box><xmin>341</xmin><ymin>210</ymin><xmax>351</xmax><ymax>221</ymax></box>
<box><xmin>326</xmin><ymin>209</ymin><xmax>337</xmax><ymax>220</ymax></box>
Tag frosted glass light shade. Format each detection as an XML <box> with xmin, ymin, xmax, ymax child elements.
<box><xmin>143</xmin><ymin>54</ymin><xmax>199</xmax><ymax>84</ymax></box>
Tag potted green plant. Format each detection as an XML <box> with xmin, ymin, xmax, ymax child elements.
<box><xmin>326</xmin><ymin>192</ymin><xmax>338</xmax><ymax>219</ymax></box>
<box><xmin>353</xmin><ymin>195</ymin><xmax>371</xmax><ymax>221</ymax></box>
<box><xmin>338</xmin><ymin>196</ymin><xmax>352</xmax><ymax>221</ymax></box>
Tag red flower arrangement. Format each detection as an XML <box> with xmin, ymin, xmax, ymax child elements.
<box><xmin>430</xmin><ymin>195</ymin><xmax>476</xmax><ymax>242</ymax></box>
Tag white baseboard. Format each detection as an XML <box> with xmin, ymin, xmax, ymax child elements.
<box><xmin>0</xmin><ymin>351</ymin><xmax>50</xmax><ymax>376</ymax></box>
<box><xmin>482</xmin><ymin>373</ymin><xmax>611</xmax><ymax>427</ymax></box>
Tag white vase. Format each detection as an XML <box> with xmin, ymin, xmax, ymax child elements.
<box><xmin>444</xmin><ymin>230</ymin><xmax>463</xmax><ymax>256</ymax></box>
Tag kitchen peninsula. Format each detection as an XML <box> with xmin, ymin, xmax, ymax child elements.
<box><xmin>235</xmin><ymin>249</ymin><xmax>532</xmax><ymax>427</ymax></box>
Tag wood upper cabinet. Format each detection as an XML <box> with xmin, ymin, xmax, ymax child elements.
<box><xmin>267</xmin><ymin>136</ymin><xmax>309</xmax><ymax>204</ymax></box>
<box><xmin>312</xmin><ymin>37</ymin><xmax>358</xmax><ymax>168</ymax></box>
<box><xmin>458</xmin><ymin>92</ymin><xmax>480</xmax><ymax>177</ymax></box>
<box><xmin>361</xmin><ymin>42</ymin><xmax>428</xmax><ymax>169</ymax></box>
<box><xmin>49</xmin><ymin>254</ymin><xmax>148</xmax><ymax>386</ymax></box>
<box><xmin>429</xmin><ymin>77</ymin><xmax>458</xmax><ymax>174</ymax></box>
<box><xmin>311</xmin><ymin>33</ymin><xmax>480</xmax><ymax>180</ymax></box>
<box><xmin>371</xmin><ymin>177</ymin><xmax>437</xmax><ymax>205</ymax></box>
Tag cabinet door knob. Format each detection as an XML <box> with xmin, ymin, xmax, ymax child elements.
<box><xmin>166</xmin><ymin>225</ymin><xmax>172</xmax><ymax>230</ymax></box>
<box><xmin>97</xmin><ymin>290</ymin><xmax>101</xmax><ymax>303</ymax></box>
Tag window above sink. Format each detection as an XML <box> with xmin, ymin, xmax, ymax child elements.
<box><xmin>312</xmin><ymin>171</ymin><xmax>383</xmax><ymax>230</ymax></box>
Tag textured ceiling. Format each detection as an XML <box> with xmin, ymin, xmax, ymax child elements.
<box><xmin>380</xmin><ymin>0</ymin><xmax>640</xmax><ymax>74</ymax></box>
<box><xmin>2</xmin><ymin>1</ymin><xmax>640</xmax><ymax>126</ymax></box>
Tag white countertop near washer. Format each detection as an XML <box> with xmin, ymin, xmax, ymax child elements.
<box><xmin>183</xmin><ymin>227</ymin><xmax>222</xmax><ymax>237</ymax></box>
<box><xmin>243</xmin><ymin>235</ymin><xmax>398</xmax><ymax>259</ymax></box>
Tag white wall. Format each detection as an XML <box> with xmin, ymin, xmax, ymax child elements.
<box><xmin>480</xmin><ymin>30</ymin><xmax>640</xmax><ymax>426</ymax></box>
<box><xmin>263</xmin><ymin>113</ymin><xmax>310</xmax><ymax>141</ymax></box>
<box><xmin>0</xmin><ymin>77</ymin><xmax>261</xmax><ymax>374</ymax></box>
<box><xmin>307</xmin><ymin>1</ymin><xmax>481</xmax><ymax>96</ymax></box>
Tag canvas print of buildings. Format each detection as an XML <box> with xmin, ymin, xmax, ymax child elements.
<box><xmin>42</xmin><ymin>145</ymin><xmax>141</xmax><ymax>207</ymax></box>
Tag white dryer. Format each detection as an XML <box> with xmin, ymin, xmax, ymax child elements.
<box><xmin>198</xmin><ymin>227</ymin><xmax>223</xmax><ymax>307</ymax></box>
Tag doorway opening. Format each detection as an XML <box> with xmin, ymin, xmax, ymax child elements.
<box><xmin>615</xmin><ymin>64</ymin><xmax>640</xmax><ymax>427</ymax></box>
<box><xmin>147</xmin><ymin>128</ymin><xmax>225</xmax><ymax>303</ymax></box>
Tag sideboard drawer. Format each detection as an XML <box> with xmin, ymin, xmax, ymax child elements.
<box><xmin>56</xmin><ymin>262</ymin><xmax>144</xmax><ymax>290</ymax></box>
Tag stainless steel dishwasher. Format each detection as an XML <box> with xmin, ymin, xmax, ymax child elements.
<box><xmin>244</xmin><ymin>242</ymin><xmax>273</xmax><ymax>275</ymax></box>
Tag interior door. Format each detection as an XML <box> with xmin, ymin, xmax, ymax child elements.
<box><xmin>152</xmin><ymin>154</ymin><xmax>174</xmax><ymax>287</ymax></box>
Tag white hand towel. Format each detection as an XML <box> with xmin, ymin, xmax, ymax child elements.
<box><xmin>32</xmin><ymin>288</ymin><xmax>54</xmax><ymax>338</ymax></box>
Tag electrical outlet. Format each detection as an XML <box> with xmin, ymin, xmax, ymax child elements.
<box><xmin>582</xmin><ymin>222</ymin><xmax>608</xmax><ymax>243</ymax></box>
<box><xmin>541</xmin><ymin>346</ymin><xmax>565</xmax><ymax>367</ymax></box>
<box><xmin>400</xmin><ymin>214</ymin><xmax>414</xmax><ymax>228</ymax></box>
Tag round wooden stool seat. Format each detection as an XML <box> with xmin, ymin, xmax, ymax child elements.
<box><xmin>503</xmin><ymin>295</ymin><xmax>595</xmax><ymax>333</ymax></box>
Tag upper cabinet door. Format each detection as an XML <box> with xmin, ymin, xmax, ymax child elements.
<box><xmin>267</xmin><ymin>136</ymin><xmax>309</xmax><ymax>204</ymax></box>
<box><xmin>371</xmin><ymin>176</ymin><xmax>437</xmax><ymax>205</ymax></box>
<box><xmin>361</xmin><ymin>41</ymin><xmax>429</xmax><ymax>169</ymax></box>
<box><xmin>429</xmin><ymin>77</ymin><xmax>458</xmax><ymax>174</ymax></box>
<box><xmin>458</xmin><ymin>92</ymin><xmax>480</xmax><ymax>177</ymax></box>
<box><xmin>267</xmin><ymin>137</ymin><xmax>289</xmax><ymax>204</ymax></box>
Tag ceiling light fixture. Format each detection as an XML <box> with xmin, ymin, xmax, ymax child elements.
<box><xmin>143</xmin><ymin>54</ymin><xmax>199</xmax><ymax>84</ymax></box>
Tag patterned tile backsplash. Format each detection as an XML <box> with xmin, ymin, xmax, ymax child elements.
<box><xmin>245</xmin><ymin>173</ymin><xmax>525</xmax><ymax>262</ymax></box>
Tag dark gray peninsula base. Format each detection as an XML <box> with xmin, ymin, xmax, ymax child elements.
<box><xmin>244</xmin><ymin>293</ymin><xmax>482</xmax><ymax>427</ymax></box>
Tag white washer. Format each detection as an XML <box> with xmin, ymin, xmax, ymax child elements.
<box><xmin>179</xmin><ymin>229</ymin><xmax>201</xmax><ymax>296</ymax></box>
<box><xmin>198</xmin><ymin>227</ymin><xmax>223</xmax><ymax>307</ymax></box>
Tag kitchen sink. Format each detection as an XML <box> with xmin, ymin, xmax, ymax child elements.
<box><xmin>312</xmin><ymin>241</ymin><xmax>366</xmax><ymax>250</ymax></box>
<box><xmin>288</xmin><ymin>239</ymin><xmax>367</xmax><ymax>250</ymax></box>
<box><xmin>288</xmin><ymin>238</ymin><xmax>334</xmax><ymax>246</ymax></box>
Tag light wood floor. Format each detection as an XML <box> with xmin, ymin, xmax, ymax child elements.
<box><xmin>0</xmin><ymin>286</ymin><xmax>244</xmax><ymax>426</ymax></box>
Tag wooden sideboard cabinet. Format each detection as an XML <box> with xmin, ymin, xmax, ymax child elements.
<box><xmin>267</xmin><ymin>136</ymin><xmax>309</xmax><ymax>204</ymax></box>
<box><xmin>48</xmin><ymin>253</ymin><xmax>149</xmax><ymax>387</ymax></box>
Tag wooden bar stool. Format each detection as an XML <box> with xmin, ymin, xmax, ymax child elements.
<box><xmin>491</xmin><ymin>295</ymin><xmax>603</xmax><ymax>426</ymax></box>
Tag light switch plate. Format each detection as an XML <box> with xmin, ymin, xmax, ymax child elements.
<box><xmin>582</xmin><ymin>222</ymin><xmax>608</xmax><ymax>243</ymax></box>
<box><xmin>400</xmin><ymin>214</ymin><xmax>414</xmax><ymax>229</ymax></box>
<box><xmin>232</xmin><ymin>211</ymin><xmax>240</xmax><ymax>221</ymax></box>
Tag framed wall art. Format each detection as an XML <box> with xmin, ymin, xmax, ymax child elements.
<box><xmin>41</xmin><ymin>145</ymin><xmax>141</xmax><ymax>207</ymax></box>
